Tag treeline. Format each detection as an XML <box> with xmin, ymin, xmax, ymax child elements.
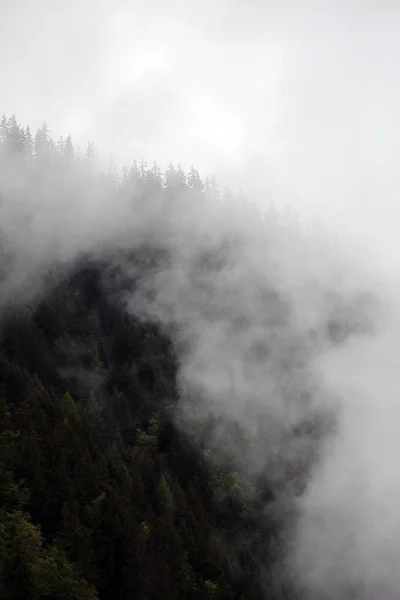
<box><xmin>0</xmin><ymin>113</ymin><xmax>248</xmax><ymax>205</ymax></box>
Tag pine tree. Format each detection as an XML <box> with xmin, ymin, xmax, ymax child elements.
<box><xmin>4</xmin><ymin>114</ymin><xmax>25</xmax><ymax>154</ymax></box>
<box><xmin>187</xmin><ymin>165</ymin><xmax>204</xmax><ymax>191</ymax></box>
<box><xmin>34</xmin><ymin>121</ymin><xmax>52</xmax><ymax>157</ymax></box>
<box><xmin>23</xmin><ymin>126</ymin><xmax>34</xmax><ymax>156</ymax></box>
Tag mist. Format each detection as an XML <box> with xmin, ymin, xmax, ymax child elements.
<box><xmin>2</xmin><ymin>2</ymin><xmax>400</xmax><ymax>599</ymax></box>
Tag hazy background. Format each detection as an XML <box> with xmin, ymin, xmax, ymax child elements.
<box><xmin>2</xmin><ymin>0</ymin><xmax>400</xmax><ymax>273</ymax></box>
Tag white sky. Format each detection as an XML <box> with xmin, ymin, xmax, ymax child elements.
<box><xmin>2</xmin><ymin>0</ymin><xmax>400</xmax><ymax>271</ymax></box>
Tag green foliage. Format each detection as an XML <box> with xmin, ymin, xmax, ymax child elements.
<box><xmin>205</xmin><ymin>579</ymin><xmax>221</xmax><ymax>598</ymax></box>
<box><xmin>139</xmin><ymin>520</ymin><xmax>150</xmax><ymax>541</ymax></box>
<box><xmin>62</xmin><ymin>392</ymin><xmax>80</xmax><ymax>423</ymax></box>
<box><xmin>33</xmin><ymin>546</ymin><xmax>98</xmax><ymax>600</ymax></box>
<box><xmin>81</xmin><ymin>391</ymin><xmax>103</xmax><ymax>431</ymax></box>
<box><xmin>157</xmin><ymin>475</ymin><xmax>174</xmax><ymax>513</ymax></box>
<box><xmin>0</xmin><ymin>510</ymin><xmax>97</xmax><ymax>600</ymax></box>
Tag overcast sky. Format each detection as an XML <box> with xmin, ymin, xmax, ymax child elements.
<box><xmin>2</xmin><ymin>1</ymin><xmax>400</xmax><ymax>269</ymax></box>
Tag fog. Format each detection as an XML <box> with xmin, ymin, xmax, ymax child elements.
<box><xmin>4</xmin><ymin>1</ymin><xmax>400</xmax><ymax>256</ymax></box>
<box><xmin>2</xmin><ymin>1</ymin><xmax>400</xmax><ymax>598</ymax></box>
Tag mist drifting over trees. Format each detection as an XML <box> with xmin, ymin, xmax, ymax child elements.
<box><xmin>0</xmin><ymin>112</ymin><xmax>398</xmax><ymax>600</ymax></box>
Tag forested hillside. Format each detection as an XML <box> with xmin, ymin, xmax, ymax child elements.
<box><xmin>0</xmin><ymin>114</ymin><xmax>379</xmax><ymax>600</ymax></box>
<box><xmin>0</xmin><ymin>115</ymin><xmax>301</xmax><ymax>600</ymax></box>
